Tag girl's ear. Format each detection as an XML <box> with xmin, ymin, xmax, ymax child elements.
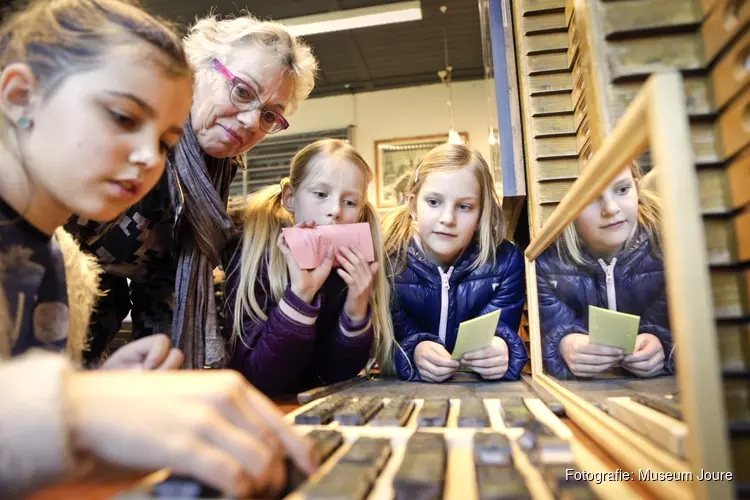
<box><xmin>0</xmin><ymin>63</ymin><xmax>39</xmax><ymax>127</ymax></box>
<box><xmin>408</xmin><ymin>193</ymin><xmax>417</xmax><ymax>220</ymax></box>
<box><xmin>281</xmin><ymin>182</ymin><xmax>295</xmax><ymax>213</ymax></box>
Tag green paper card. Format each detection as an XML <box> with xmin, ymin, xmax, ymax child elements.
<box><xmin>451</xmin><ymin>310</ymin><xmax>501</xmax><ymax>360</ymax></box>
<box><xmin>588</xmin><ymin>305</ymin><xmax>640</xmax><ymax>354</ymax></box>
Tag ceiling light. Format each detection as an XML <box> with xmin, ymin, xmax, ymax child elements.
<box><xmin>282</xmin><ymin>1</ymin><xmax>422</xmax><ymax>37</ymax></box>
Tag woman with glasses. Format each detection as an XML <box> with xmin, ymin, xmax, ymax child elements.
<box><xmin>66</xmin><ymin>14</ymin><xmax>318</xmax><ymax>369</ymax></box>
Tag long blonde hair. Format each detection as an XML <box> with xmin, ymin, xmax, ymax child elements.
<box><xmin>556</xmin><ymin>162</ymin><xmax>662</xmax><ymax>265</ymax></box>
<box><xmin>230</xmin><ymin>139</ymin><xmax>398</xmax><ymax>375</ymax></box>
<box><xmin>382</xmin><ymin>143</ymin><xmax>506</xmax><ymax>275</ymax></box>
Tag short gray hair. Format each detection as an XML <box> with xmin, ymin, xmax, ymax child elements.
<box><xmin>183</xmin><ymin>14</ymin><xmax>318</xmax><ymax>114</ymax></box>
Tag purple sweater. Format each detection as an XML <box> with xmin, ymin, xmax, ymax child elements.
<box><xmin>223</xmin><ymin>246</ymin><xmax>374</xmax><ymax>396</ymax></box>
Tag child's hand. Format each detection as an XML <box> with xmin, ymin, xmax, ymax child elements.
<box><xmin>621</xmin><ymin>333</ymin><xmax>665</xmax><ymax>377</ymax></box>
<box><xmin>336</xmin><ymin>245</ymin><xmax>378</xmax><ymax>323</ymax></box>
<box><xmin>278</xmin><ymin>221</ymin><xmax>333</xmax><ymax>304</ymax></box>
<box><xmin>560</xmin><ymin>333</ymin><xmax>624</xmax><ymax>377</ymax></box>
<box><xmin>414</xmin><ymin>341</ymin><xmax>460</xmax><ymax>382</ymax></box>
<box><xmin>66</xmin><ymin>370</ymin><xmax>317</xmax><ymax>498</ymax></box>
<box><xmin>461</xmin><ymin>337</ymin><xmax>509</xmax><ymax>380</ymax></box>
<box><xmin>100</xmin><ymin>334</ymin><xmax>183</xmax><ymax>370</ymax></box>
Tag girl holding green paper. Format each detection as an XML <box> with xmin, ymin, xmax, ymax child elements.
<box><xmin>536</xmin><ymin>164</ymin><xmax>674</xmax><ymax>379</ymax></box>
<box><xmin>382</xmin><ymin>144</ymin><xmax>527</xmax><ymax>383</ymax></box>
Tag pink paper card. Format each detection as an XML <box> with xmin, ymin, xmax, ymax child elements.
<box><xmin>281</xmin><ymin>223</ymin><xmax>375</xmax><ymax>269</ymax></box>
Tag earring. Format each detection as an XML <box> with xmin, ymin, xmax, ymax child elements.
<box><xmin>17</xmin><ymin>116</ymin><xmax>32</xmax><ymax>129</ymax></box>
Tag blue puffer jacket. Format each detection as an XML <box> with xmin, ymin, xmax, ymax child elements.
<box><xmin>391</xmin><ymin>239</ymin><xmax>527</xmax><ymax>381</ymax></box>
<box><xmin>536</xmin><ymin>227</ymin><xmax>675</xmax><ymax>379</ymax></box>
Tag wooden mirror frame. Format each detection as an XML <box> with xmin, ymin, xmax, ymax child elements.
<box><xmin>524</xmin><ymin>72</ymin><xmax>732</xmax><ymax>500</ymax></box>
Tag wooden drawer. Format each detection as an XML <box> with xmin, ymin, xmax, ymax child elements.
<box><xmin>531</xmin><ymin>93</ymin><xmax>574</xmax><ymax>115</ymax></box>
<box><xmin>699</xmin><ymin>155</ymin><xmax>750</xmax><ymax>213</ymax></box>
<box><xmin>728</xmin><ymin>151</ymin><xmax>750</xmax><ymax>209</ymax></box>
<box><xmin>700</xmin><ymin>0</ymin><xmax>719</xmax><ymax>14</ymax></box>
<box><xmin>523</xmin><ymin>12</ymin><xmax>567</xmax><ymax>35</ymax></box>
<box><xmin>732</xmin><ymin>435</ymin><xmax>750</xmax><ymax>483</ymax></box>
<box><xmin>605</xmin><ymin>34</ymin><xmax>706</xmax><ymax>81</ymax></box>
<box><xmin>607</xmin><ymin>77</ymin><xmax>714</xmax><ymax>121</ymax></box>
<box><xmin>520</xmin><ymin>0</ymin><xmax>565</xmax><ymax>15</ymax></box>
<box><xmin>565</xmin><ymin>0</ymin><xmax>575</xmax><ymax>26</ymax></box>
<box><xmin>537</xmin><ymin>178</ymin><xmax>577</xmax><ymax>203</ymax></box>
<box><xmin>571</xmin><ymin>51</ymin><xmax>586</xmax><ymax>86</ymax></box>
<box><xmin>717</xmin><ymin>323</ymin><xmax>750</xmax><ymax>370</ymax></box>
<box><xmin>711</xmin><ymin>267</ymin><xmax>749</xmax><ymax>319</ymax></box>
<box><xmin>527</xmin><ymin>52</ymin><xmax>570</xmax><ymax>74</ymax></box>
<box><xmin>531</xmin><ymin>115</ymin><xmax>576</xmax><ymax>137</ymax></box>
<box><xmin>692</xmin><ymin>122</ymin><xmax>723</xmax><ymax>165</ymax></box>
<box><xmin>528</xmin><ymin>73</ymin><xmax>573</xmax><ymax>95</ymax></box>
<box><xmin>572</xmin><ymin>65</ymin><xmax>587</xmax><ymax>108</ymax></box>
<box><xmin>579</xmin><ymin>139</ymin><xmax>594</xmax><ymax>171</ymax></box>
<box><xmin>568</xmin><ymin>12</ymin><xmax>579</xmax><ymax>47</ymax></box>
<box><xmin>573</xmin><ymin>92</ymin><xmax>588</xmax><ymax>130</ymax></box>
<box><xmin>704</xmin><ymin>210</ymin><xmax>750</xmax><ymax>265</ymax></box>
<box><xmin>526</xmin><ymin>32</ymin><xmax>569</xmax><ymax>55</ymax></box>
<box><xmin>568</xmin><ymin>32</ymin><xmax>580</xmax><ymax>68</ymax></box>
<box><xmin>535</xmin><ymin>136</ymin><xmax>578</xmax><ymax>159</ymax></box>
<box><xmin>534</xmin><ymin>158</ymin><xmax>580</xmax><ymax>181</ymax></box>
<box><xmin>718</xmin><ymin>86</ymin><xmax>750</xmax><ymax>159</ymax></box>
<box><xmin>723</xmin><ymin>379</ymin><xmax>750</xmax><ymax>422</ymax></box>
<box><xmin>576</xmin><ymin>118</ymin><xmax>591</xmax><ymax>153</ymax></box>
<box><xmin>702</xmin><ymin>0</ymin><xmax>750</xmax><ymax>63</ymax></box>
<box><xmin>538</xmin><ymin>203</ymin><xmax>558</xmax><ymax>227</ymax></box>
<box><xmin>598</xmin><ymin>0</ymin><xmax>702</xmax><ymax>39</ymax></box>
<box><xmin>711</xmin><ymin>28</ymin><xmax>750</xmax><ymax>111</ymax></box>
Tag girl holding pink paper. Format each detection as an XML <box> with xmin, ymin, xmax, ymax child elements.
<box><xmin>223</xmin><ymin>139</ymin><xmax>396</xmax><ymax>395</ymax></box>
<box><xmin>382</xmin><ymin>144</ymin><xmax>527</xmax><ymax>383</ymax></box>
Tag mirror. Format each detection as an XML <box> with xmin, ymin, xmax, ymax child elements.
<box><xmin>534</xmin><ymin>161</ymin><xmax>679</xmax><ymax>415</ymax></box>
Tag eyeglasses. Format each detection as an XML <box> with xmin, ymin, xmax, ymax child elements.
<box><xmin>212</xmin><ymin>58</ymin><xmax>290</xmax><ymax>134</ymax></box>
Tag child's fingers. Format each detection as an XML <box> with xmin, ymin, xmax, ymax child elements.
<box><xmin>627</xmin><ymin>364</ymin><xmax>663</xmax><ymax>378</ymax></box>
<box><xmin>623</xmin><ymin>359</ymin><xmax>656</xmax><ymax>371</ymax></box>
<box><xmin>580</xmin><ymin>343</ymin><xmax>624</xmax><ymax>356</ymax></box>
<box><xmin>346</xmin><ymin>246</ymin><xmax>373</xmax><ymax>278</ymax></box>
<box><xmin>336</xmin><ymin>268</ymin><xmax>354</xmax><ymax>286</ymax></box>
<box><xmin>571</xmin><ymin>352</ymin><xmax>622</xmax><ymax>366</ymax></box>
<box><xmin>426</xmin><ymin>349</ymin><xmax>460</xmax><ymax>368</ymax></box>
<box><xmin>623</xmin><ymin>352</ymin><xmax>664</xmax><ymax>371</ymax></box>
<box><xmin>463</xmin><ymin>355</ymin><xmax>506</xmax><ymax>369</ymax></box>
<box><xmin>277</xmin><ymin>233</ymin><xmax>290</xmax><ymax>253</ymax></box>
<box><xmin>156</xmin><ymin>349</ymin><xmax>184</xmax><ymax>370</ymax></box>
<box><xmin>369</xmin><ymin>262</ymin><xmax>379</xmax><ymax>275</ymax></box>
<box><xmin>569</xmin><ymin>364</ymin><xmax>609</xmax><ymax>377</ymax></box>
<box><xmin>337</xmin><ymin>245</ymin><xmax>360</xmax><ymax>264</ymax></box>
<box><xmin>348</xmin><ymin>246</ymin><xmax>370</xmax><ymax>268</ymax></box>
<box><xmin>623</xmin><ymin>346</ymin><xmax>659</xmax><ymax>363</ymax></box>
<box><xmin>417</xmin><ymin>358</ymin><xmax>456</xmax><ymax>378</ymax></box>
<box><xmin>336</xmin><ymin>248</ymin><xmax>362</xmax><ymax>282</ymax></box>
<box><xmin>423</xmin><ymin>347</ymin><xmax>460</xmax><ymax>368</ymax></box>
<box><xmin>427</xmin><ymin>354</ymin><xmax>460</xmax><ymax>369</ymax></box>
<box><xmin>473</xmin><ymin>365</ymin><xmax>508</xmax><ymax>380</ymax></box>
<box><xmin>462</xmin><ymin>345</ymin><xmax>495</xmax><ymax>361</ymax></box>
<box><xmin>340</xmin><ymin>246</ymin><xmax>371</xmax><ymax>286</ymax></box>
<box><xmin>312</xmin><ymin>248</ymin><xmax>334</xmax><ymax>281</ymax></box>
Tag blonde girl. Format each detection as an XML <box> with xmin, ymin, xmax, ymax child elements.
<box><xmin>536</xmin><ymin>163</ymin><xmax>673</xmax><ymax>379</ymax></box>
<box><xmin>382</xmin><ymin>143</ymin><xmax>527</xmax><ymax>382</ymax></box>
<box><xmin>224</xmin><ymin>139</ymin><xmax>395</xmax><ymax>395</ymax></box>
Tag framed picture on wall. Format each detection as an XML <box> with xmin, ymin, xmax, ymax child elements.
<box><xmin>374</xmin><ymin>133</ymin><xmax>469</xmax><ymax>208</ymax></box>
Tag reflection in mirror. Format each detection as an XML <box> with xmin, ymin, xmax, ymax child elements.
<box><xmin>535</xmin><ymin>161</ymin><xmax>676</xmax><ymax>387</ymax></box>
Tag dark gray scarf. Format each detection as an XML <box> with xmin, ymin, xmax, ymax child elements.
<box><xmin>167</xmin><ymin>117</ymin><xmax>238</xmax><ymax>369</ymax></box>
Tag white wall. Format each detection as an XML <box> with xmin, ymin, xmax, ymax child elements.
<box><xmin>279</xmin><ymin>79</ymin><xmax>492</xmax><ymax>200</ymax></box>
